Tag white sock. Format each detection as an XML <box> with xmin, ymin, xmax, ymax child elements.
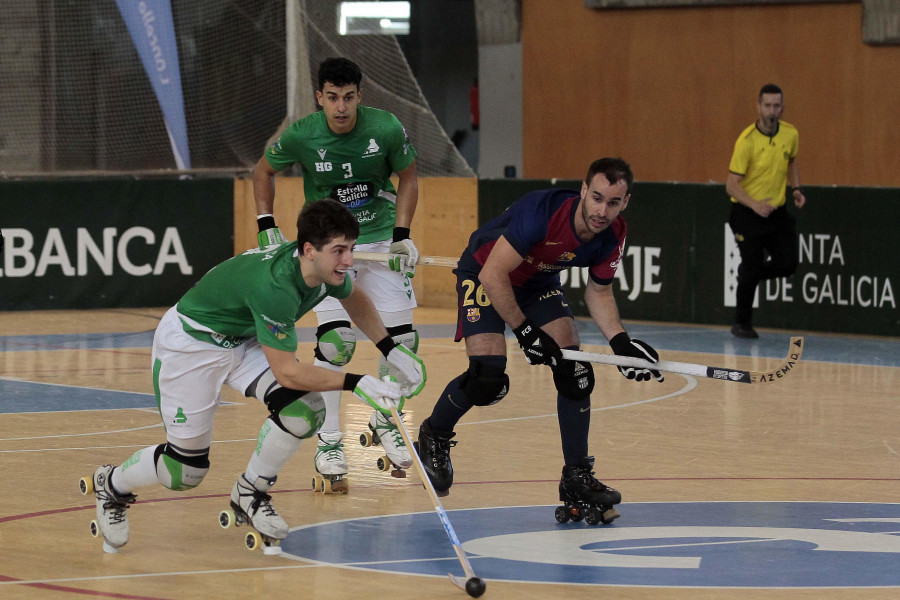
<box><xmin>314</xmin><ymin>358</ymin><xmax>343</xmax><ymax>434</ymax></box>
<box><xmin>111</xmin><ymin>445</ymin><xmax>162</xmax><ymax>494</ymax></box>
<box><xmin>245</xmin><ymin>419</ymin><xmax>303</xmax><ymax>485</ymax></box>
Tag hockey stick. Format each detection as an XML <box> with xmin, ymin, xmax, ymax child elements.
<box><xmin>389</xmin><ymin>406</ymin><xmax>486</xmax><ymax>598</ymax></box>
<box><xmin>353</xmin><ymin>251</ymin><xmax>458</xmax><ymax>268</ymax></box>
<box><xmin>561</xmin><ymin>336</ymin><xmax>804</xmax><ymax>384</ymax></box>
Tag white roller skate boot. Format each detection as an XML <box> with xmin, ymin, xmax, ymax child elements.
<box><xmin>83</xmin><ymin>464</ymin><xmax>136</xmax><ymax>553</ymax></box>
<box><xmin>313</xmin><ymin>431</ymin><xmax>349</xmax><ymax>493</ymax></box>
<box><xmin>230</xmin><ymin>474</ymin><xmax>289</xmax><ymax>542</ymax></box>
<box><xmin>364</xmin><ymin>410</ymin><xmax>412</xmax><ymax>476</ymax></box>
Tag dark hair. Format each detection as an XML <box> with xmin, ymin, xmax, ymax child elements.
<box><xmin>296</xmin><ymin>199</ymin><xmax>359</xmax><ymax>250</ymax></box>
<box><xmin>318</xmin><ymin>57</ymin><xmax>363</xmax><ymax>90</ymax></box>
<box><xmin>585</xmin><ymin>158</ymin><xmax>634</xmax><ymax>195</ymax></box>
<box><xmin>759</xmin><ymin>83</ymin><xmax>783</xmax><ymax>100</ymax></box>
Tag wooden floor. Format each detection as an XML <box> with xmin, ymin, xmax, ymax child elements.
<box><xmin>0</xmin><ymin>307</ymin><xmax>897</xmax><ymax>599</ymax></box>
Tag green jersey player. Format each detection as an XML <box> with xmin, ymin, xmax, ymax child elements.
<box><xmin>252</xmin><ymin>57</ymin><xmax>422</xmax><ymax>484</ymax></box>
<box><xmin>81</xmin><ymin>200</ymin><xmax>425</xmax><ymax>554</ymax></box>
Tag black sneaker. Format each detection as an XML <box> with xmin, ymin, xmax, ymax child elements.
<box><xmin>415</xmin><ymin>419</ymin><xmax>456</xmax><ymax>495</ymax></box>
<box><xmin>731</xmin><ymin>323</ymin><xmax>759</xmax><ymax>339</ymax></box>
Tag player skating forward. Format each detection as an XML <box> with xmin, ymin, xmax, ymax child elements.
<box><xmin>80</xmin><ymin>200</ymin><xmax>424</xmax><ymax>553</ymax></box>
<box><xmin>253</xmin><ymin>57</ymin><xmax>421</xmax><ymax>485</ymax></box>
<box><xmin>415</xmin><ymin>158</ymin><xmax>664</xmax><ymax>524</ymax></box>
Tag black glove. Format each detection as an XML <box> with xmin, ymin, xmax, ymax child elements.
<box><xmin>513</xmin><ymin>319</ymin><xmax>562</xmax><ymax>366</ymax></box>
<box><xmin>609</xmin><ymin>332</ymin><xmax>664</xmax><ymax>382</ymax></box>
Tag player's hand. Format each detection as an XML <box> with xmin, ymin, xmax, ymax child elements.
<box><xmin>752</xmin><ymin>200</ymin><xmax>775</xmax><ymax>218</ymax></box>
<box><xmin>513</xmin><ymin>319</ymin><xmax>562</xmax><ymax>366</ymax></box>
<box><xmin>389</xmin><ymin>237</ymin><xmax>418</xmax><ymax>278</ymax></box>
<box><xmin>256</xmin><ymin>227</ymin><xmax>287</xmax><ymax>250</ymax></box>
<box><xmin>609</xmin><ymin>332</ymin><xmax>664</xmax><ymax>382</ymax></box>
<box><xmin>385</xmin><ymin>344</ymin><xmax>426</xmax><ymax>397</ymax></box>
<box><xmin>352</xmin><ymin>374</ymin><xmax>403</xmax><ymax>414</ymax></box>
<box><xmin>257</xmin><ymin>227</ymin><xmax>286</xmax><ymax>249</ymax></box>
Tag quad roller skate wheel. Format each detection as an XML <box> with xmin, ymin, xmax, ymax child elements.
<box><xmin>377</xmin><ymin>456</ymin><xmax>392</xmax><ymax>472</ymax></box>
<box><xmin>585</xmin><ymin>507</ymin><xmax>603</xmax><ymax>526</ymax></box>
<box><xmin>359</xmin><ymin>431</ymin><xmax>374</xmax><ymax>447</ymax></box>
<box><xmin>79</xmin><ymin>476</ymin><xmax>93</xmax><ymax>495</ymax></box>
<box><xmin>219</xmin><ymin>509</ymin><xmax>236</xmax><ymax>529</ymax></box>
<box><xmin>90</xmin><ymin>520</ymin><xmax>100</xmax><ymax>537</ymax></box>
<box><xmin>554</xmin><ymin>506</ymin><xmax>570</xmax><ymax>523</ymax></box>
<box><xmin>245</xmin><ymin>531</ymin><xmax>261</xmax><ymax>551</ymax></box>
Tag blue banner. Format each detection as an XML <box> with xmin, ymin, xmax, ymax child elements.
<box><xmin>116</xmin><ymin>0</ymin><xmax>190</xmax><ymax>169</ymax></box>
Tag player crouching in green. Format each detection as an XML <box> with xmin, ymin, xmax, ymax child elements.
<box><xmin>81</xmin><ymin>199</ymin><xmax>425</xmax><ymax>554</ymax></box>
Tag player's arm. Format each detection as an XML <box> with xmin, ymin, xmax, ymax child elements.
<box><xmin>389</xmin><ymin>160</ymin><xmax>420</xmax><ymax>277</ymax></box>
<box><xmin>584</xmin><ymin>278</ymin><xmax>626</xmax><ymax>340</ymax></box>
<box><xmin>788</xmin><ymin>159</ymin><xmax>806</xmax><ymax>209</ymax></box>
<box><xmin>252</xmin><ymin>155</ymin><xmax>286</xmax><ymax>247</ymax></box>
<box><xmin>337</xmin><ymin>283</ymin><xmax>390</xmax><ymax>345</ymax></box>
<box><xmin>478</xmin><ymin>235</ymin><xmax>527</xmax><ymax>328</ymax></box>
<box><xmin>726</xmin><ymin>172</ymin><xmax>773</xmax><ymax>218</ymax></box>
<box><xmin>393</xmin><ymin>159</ymin><xmax>418</xmax><ymax>229</ymax></box>
<box><xmin>261</xmin><ymin>344</ymin><xmax>348</xmax><ymax>391</ymax></box>
<box><xmin>585</xmin><ymin>278</ymin><xmax>663</xmax><ymax>382</ymax></box>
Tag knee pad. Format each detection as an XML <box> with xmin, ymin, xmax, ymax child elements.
<box><xmin>461</xmin><ymin>357</ymin><xmax>509</xmax><ymax>407</ymax></box>
<box><xmin>552</xmin><ymin>354</ymin><xmax>595</xmax><ymax>401</ymax></box>
<box><xmin>155</xmin><ymin>443</ymin><xmax>210</xmax><ymax>491</ymax></box>
<box><xmin>314</xmin><ymin>320</ymin><xmax>356</xmax><ymax>366</ymax></box>
<box><xmin>378</xmin><ymin>324</ymin><xmax>419</xmax><ymax>380</ymax></box>
<box><xmin>270</xmin><ymin>392</ymin><xmax>326</xmax><ymax>439</ymax></box>
<box><xmin>246</xmin><ymin>369</ymin><xmax>324</xmax><ymax>439</ymax></box>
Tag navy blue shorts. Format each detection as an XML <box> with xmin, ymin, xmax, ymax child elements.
<box><xmin>453</xmin><ymin>269</ymin><xmax>574</xmax><ymax>342</ymax></box>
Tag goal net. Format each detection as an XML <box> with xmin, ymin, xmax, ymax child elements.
<box><xmin>0</xmin><ymin>0</ymin><xmax>472</xmax><ymax>177</ymax></box>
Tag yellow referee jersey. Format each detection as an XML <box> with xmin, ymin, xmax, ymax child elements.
<box><xmin>728</xmin><ymin>121</ymin><xmax>799</xmax><ymax>208</ymax></box>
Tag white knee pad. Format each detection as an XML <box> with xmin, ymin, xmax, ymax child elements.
<box><xmin>315</xmin><ymin>320</ymin><xmax>357</xmax><ymax>366</ymax></box>
<box><xmin>274</xmin><ymin>392</ymin><xmax>327</xmax><ymax>439</ymax></box>
<box><xmin>156</xmin><ymin>443</ymin><xmax>210</xmax><ymax>491</ymax></box>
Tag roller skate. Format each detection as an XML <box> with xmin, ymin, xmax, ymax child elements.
<box><xmin>359</xmin><ymin>410</ymin><xmax>412</xmax><ymax>478</ymax></box>
<box><xmin>218</xmin><ymin>473</ymin><xmax>287</xmax><ymax>555</ymax></box>
<box><xmin>79</xmin><ymin>465</ymin><xmax>137</xmax><ymax>553</ymax></box>
<box><xmin>555</xmin><ymin>456</ymin><xmax>621</xmax><ymax>526</ymax></box>
<box><xmin>413</xmin><ymin>418</ymin><xmax>456</xmax><ymax>496</ymax></box>
<box><xmin>311</xmin><ymin>431</ymin><xmax>349</xmax><ymax>494</ymax></box>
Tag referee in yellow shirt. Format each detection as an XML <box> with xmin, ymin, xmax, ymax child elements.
<box><xmin>726</xmin><ymin>84</ymin><xmax>808</xmax><ymax>339</ymax></box>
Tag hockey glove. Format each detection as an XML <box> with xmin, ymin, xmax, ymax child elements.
<box><xmin>376</xmin><ymin>337</ymin><xmax>426</xmax><ymax>398</ymax></box>
<box><xmin>346</xmin><ymin>374</ymin><xmax>403</xmax><ymax>415</ymax></box>
<box><xmin>609</xmin><ymin>332</ymin><xmax>664</xmax><ymax>382</ymax></box>
<box><xmin>388</xmin><ymin>228</ymin><xmax>418</xmax><ymax>278</ymax></box>
<box><xmin>256</xmin><ymin>215</ymin><xmax>286</xmax><ymax>249</ymax></box>
<box><xmin>513</xmin><ymin>318</ymin><xmax>562</xmax><ymax>366</ymax></box>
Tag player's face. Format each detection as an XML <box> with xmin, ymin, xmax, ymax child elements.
<box><xmin>316</xmin><ymin>83</ymin><xmax>361</xmax><ymax>134</ymax></box>
<box><xmin>308</xmin><ymin>235</ymin><xmax>356</xmax><ymax>286</ymax></box>
<box><xmin>578</xmin><ymin>174</ymin><xmax>630</xmax><ymax>237</ymax></box>
<box><xmin>757</xmin><ymin>93</ymin><xmax>783</xmax><ymax>130</ymax></box>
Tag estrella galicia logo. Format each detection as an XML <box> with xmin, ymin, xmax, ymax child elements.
<box><xmin>280</xmin><ymin>502</ymin><xmax>900</xmax><ymax>588</ymax></box>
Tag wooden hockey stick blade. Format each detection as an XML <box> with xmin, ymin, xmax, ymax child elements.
<box><xmin>353</xmin><ymin>251</ymin><xmax>458</xmax><ymax>268</ymax></box>
<box><xmin>389</xmin><ymin>406</ymin><xmax>483</xmax><ymax>593</ymax></box>
<box><xmin>561</xmin><ymin>336</ymin><xmax>804</xmax><ymax>384</ymax></box>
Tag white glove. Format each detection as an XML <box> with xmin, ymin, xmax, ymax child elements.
<box><xmin>257</xmin><ymin>227</ymin><xmax>286</xmax><ymax>249</ymax></box>
<box><xmin>386</xmin><ymin>345</ymin><xmax>426</xmax><ymax>397</ymax></box>
<box><xmin>388</xmin><ymin>238</ymin><xmax>419</xmax><ymax>278</ymax></box>
<box><xmin>352</xmin><ymin>374</ymin><xmax>403</xmax><ymax>414</ymax></box>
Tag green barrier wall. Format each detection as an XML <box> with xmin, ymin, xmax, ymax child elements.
<box><xmin>0</xmin><ymin>178</ymin><xmax>234</xmax><ymax>310</ymax></box>
<box><xmin>478</xmin><ymin>180</ymin><xmax>899</xmax><ymax>337</ymax></box>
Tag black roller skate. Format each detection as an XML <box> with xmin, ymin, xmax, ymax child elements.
<box><xmin>555</xmin><ymin>456</ymin><xmax>621</xmax><ymax>526</ymax></box>
<box><xmin>413</xmin><ymin>418</ymin><xmax>456</xmax><ymax>496</ymax></box>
